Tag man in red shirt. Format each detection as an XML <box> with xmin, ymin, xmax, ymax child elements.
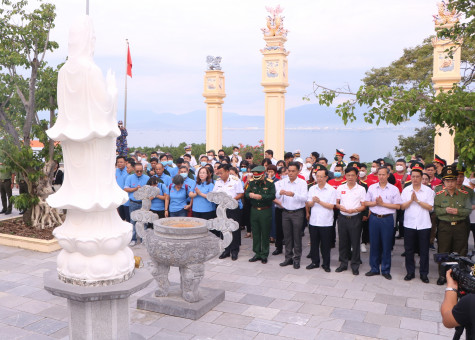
<box><xmin>394</xmin><ymin>159</ymin><xmax>411</xmax><ymax>190</ymax></box>
<box><xmin>366</xmin><ymin>161</ymin><xmax>380</xmax><ymax>188</ymax></box>
<box><xmin>425</xmin><ymin>164</ymin><xmax>442</xmax><ymax>189</ymax></box>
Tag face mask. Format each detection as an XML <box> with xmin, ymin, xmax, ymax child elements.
<box><xmin>281</xmin><ymin>175</ymin><xmax>288</xmax><ymax>180</ymax></box>
<box><xmin>233</xmin><ymin>151</ymin><xmax>238</xmax><ymax>156</ymax></box>
<box><xmin>180</xmin><ymin>173</ymin><xmax>187</xmax><ymax>179</ymax></box>
<box><xmin>334</xmin><ymin>172</ymin><xmax>342</xmax><ymax>178</ymax></box>
<box><xmin>359</xmin><ymin>171</ymin><xmax>366</xmax><ymax>178</ymax></box>
<box><xmin>471</xmin><ymin>178</ymin><xmax>475</xmax><ymax>184</ymax></box>
<box><xmin>371</xmin><ymin>167</ymin><xmax>377</xmax><ymax>174</ymax></box>
<box><xmin>240</xmin><ymin>167</ymin><xmax>247</xmax><ymax>172</ymax></box>
<box><xmin>168</xmin><ymin>160</ymin><xmax>173</xmax><ymax>165</ymax></box>
<box><xmin>161</xmin><ymin>161</ymin><xmax>168</xmax><ymax>166</ymax></box>
<box><xmin>186</xmin><ymin>151</ymin><xmax>191</xmax><ymax>155</ymax></box>
<box><xmin>305</xmin><ymin>163</ymin><xmax>312</xmax><ymax>169</ymax></box>
<box><xmin>395</xmin><ymin>165</ymin><xmax>404</xmax><ymax>172</ymax></box>
<box><xmin>253</xmin><ymin>175</ymin><xmax>263</xmax><ymax>180</ymax></box>
<box><xmin>277</xmin><ymin>166</ymin><xmax>281</xmax><ymax>170</ymax></box>
<box><xmin>200</xmin><ymin>161</ymin><xmax>207</xmax><ymax>167</ymax></box>
<box><xmin>137</xmin><ymin>157</ymin><xmax>142</xmax><ymax>161</ymax></box>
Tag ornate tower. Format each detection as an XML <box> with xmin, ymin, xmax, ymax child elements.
<box><xmin>203</xmin><ymin>56</ymin><xmax>225</xmax><ymax>153</ymax></box>
<box><xmin>432</xmin><ymin>2</ymin><xmax>462</xmax><ymax>164</ymax></box>
<box><xmin>261</xmin><ymin>5</ymin><xmax>289</xmax><ymax>161</ymax></box>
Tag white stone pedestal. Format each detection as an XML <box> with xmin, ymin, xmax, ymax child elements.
<box><xmin>44</xmin><ymin>270</ymin><xmax>153</xmax><ymax>340</ymax></box>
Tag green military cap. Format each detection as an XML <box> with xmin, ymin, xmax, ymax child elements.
<box><xmin>347</xmin><ymin>161</ymin><xmax>359</xmax><ymax>169</ymax></box>
<box><xmin>441</xmin><ymin>166</ymin><xmax>458</xmax><ymax>180</ymax></box>
<box><xmin>313</xmin><ymin>163</ymin><xmax>326</xmax><ymax>171</ymax></box>
<box><xmin>251</xmin><ymin>165</ymin><xmax>266</xmax><ymax>173</ymax></box>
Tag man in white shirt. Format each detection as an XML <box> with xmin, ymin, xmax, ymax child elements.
<box><xmin>400</xmin><ymin>165</ymin><xmax>435</xmax><ymax>283</ymax></box>
<box><xmin>300</xmin><ymin>157</ymin><xmax>313</xmax><ymax>183</ymax></box>
<box><xmin>275</xmin><ymin>162</ymin><xmax>308</xmax><ymax>269</ymax></box>
<box><xmin>364</xmin><ymin>167</ymin><xmax>402</xmax><ymax>280</ymax></box>
<box><xmin>335</xmin><ymin>167</ymin><xmax>367</xmax><ymax>275</ymax></box>
<box><xmin>265</xmin><ymin>149</ymin><xmax>277</xmax><ymax>166</ymax></box>
<box><xmin>213</xmin><ymin>164</ymin><xmax>244</xmax><ymax>261</ymax></box>
<box><xmin>306</xmin><ymin>169</ymin><xmax>336</xmax><ymax>272</ymax></box>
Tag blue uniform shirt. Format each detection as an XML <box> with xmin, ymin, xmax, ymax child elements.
<box><xmin>115</xmin><ymin>167</ymin><xmax>129</xmax><ymax>189</ymax></box>
<box><xmin>150</xmin><ymin>183</ymin><xmax>169</xmax><ymax>211</ymax></box>
<box><xmin>192</xmin><ymin>182</ymin><xmax>216</xmax><ymax>213</ymax></box>
<box><xmin>154</xmin><ymin>173</ymin><xmax>172</xmax><ymax>187</ymax></box>
<box><xmin>125</xmin><ymin>173</ymin><xmax>150</xmax><ymax>201</ymax></box>
<box><xmin>165</xmin><ymin>165</ymin><xmax>178</xmax><ymax>178</ymax></box>
<box><xmin>168</xmin><ymin>184</ymin><xmax>189</xmax><ymax>212</ymax></box>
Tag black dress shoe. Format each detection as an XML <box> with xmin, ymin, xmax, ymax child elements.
<box><xmin>335</xmin><ymin>266</ymin><xmax>347</xmax><ymax>273</ymax></box>
<box><xmin>0</xmin><ymin>210</ymin><xmax>6</xmax><ymax>214</ymax></box>
<box><xmin>352</xmin><ymin>269</ymin><xmax>359</xmax><ymax>275</ymax></box>
<box><xmin>231</xmin><ymin>252</ymin><xmax>238</xmax><ymax>261</ymax></box>
<box><xmin>272</xmin><ymin>249</ymin><xmax>282</xmax><ymax>256</ymax></box>
<box><xmin>401</xmin><ymin>252</ymin><xmax>406</xmax><ymax>257</ymax></box>
<box><xmin>365</xmin><ymin>271</ymin><xmax>380</xmax><ymax>277</ymax></box>
<box><xmin>437</xmin><ymin>277</ymin><xmax>447</xmax><ymax>285</ymax></box>
<box><xmin>404</xmin><ymin>273</ymin><xmax>415</xmax><ymax>281</ymax></box>
<box><xmin>4</xmin><ymin>211</ymin><xmax>11</xmax><ymax>215</ymax></box>
<box><xmin>322</xmin><ymin>266</ymin><xmax>331</xmax><ymax>272</ymax></box>
<box><xmin>219</xmin><ymin>251</ymin><xmax>230</xmax><ymax>259</ymax></box>
<box><xmin>280</xmin><ymin>259</ymin><xmax>293</xmax><ymax>267</ymax></box>
<box><xmin>306</xmin><ymin>253</ymin><xmax>311</xmax><ymax>259</ymax></box>
<box><xmin>330</xmin><ymin>243</ymin><xmax>335</xmax><ymax>249</ymax></box>
<box><xmin>382</xmin><ymin>273</ymin><xmax>392</xmax><ymax>280</ymax></box>
<box><xmin>306</xmin><ymin>263</ymin><xmax>319</xmax><ymax>270</ymax></box>
<box><xmin>420</xmin><ymin>275</ymin><xmax>429</xmax><ymax>283</ymax></box>
<box><xmin>293</xmin><ymin>261</ymin><xmax>300</xmax><ymax>269</ymax></box>
<box><xmin>249</xmin><ymin>256</ymin><xmax>260</xmax><ymax>262</ymax></box>
<box><xmin>261</xmin><ymin>258</ymin><xmax>267</xmax><ymax>264</ymax></box>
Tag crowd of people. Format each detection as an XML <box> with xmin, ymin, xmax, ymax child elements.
<box><xmin>115</xmin><ymin>144</ymin><xmax>475</xmax><ymax>285</ymax></box>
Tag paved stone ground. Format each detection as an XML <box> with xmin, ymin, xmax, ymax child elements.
<box><xmin>0</xmin><ymin>224</ymin><xmax>464</xmax><ymax>340</ymax></box>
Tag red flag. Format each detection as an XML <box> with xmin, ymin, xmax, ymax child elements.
<box><xmin>127</xmin><ymin>45</ymin><xmax>132</xmax><ymax>78</ymax></box>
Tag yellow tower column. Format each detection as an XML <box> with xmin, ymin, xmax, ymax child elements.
<box><xmin>260</xmin><ymin>5</ymin><xmax>289</xmax><ymax>161</ymax></box>
<box><xmin>203</xmin><ymin>56</ymin><xmax>225</xmax><ymax>153</ymax></box>
<box><xmin>431</xmin><ymin>2</ymin><xmax>462</xmax><ymax>164</ymax></box>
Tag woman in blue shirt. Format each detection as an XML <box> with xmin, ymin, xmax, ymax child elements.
<box><xmin>147</xmin><ymin>177</ymin><xmax>169</xmax><ymax>219</ymax></box>
<box><xmin>165</xmin><ymin>175</ymin><xmax>190</xmax><ymax>217</ymax></box>
<box><xmin>189</xmin><ymin>167</ymin><xmax>216</xmax><ymax>219</ymax></box>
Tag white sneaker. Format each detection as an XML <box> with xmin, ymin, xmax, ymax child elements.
<box><xmin>360</xmin><ymin>243</ymin><xmax>367</xmax><ymax>253</ymax></box>
<box><xmin>129</xmin><ymin>240</ymin><xmax>136</xmax><ymax>247</ymax></box>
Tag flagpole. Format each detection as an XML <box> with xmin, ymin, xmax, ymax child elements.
<box><xmin>124</xmin><ymin>39</ymin><xmax>128</xmax><ymax>129</ymax></box>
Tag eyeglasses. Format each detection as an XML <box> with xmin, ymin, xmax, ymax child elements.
<box><xmin>135</xmin><ymin>170</ymin><xmax>143</xmax><ymax>173</ymax></box>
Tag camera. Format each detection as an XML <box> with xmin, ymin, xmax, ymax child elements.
<box><xmin>434</xmin><ymin>252</ymin><xmax>475</xmax><ymax>295</ymax></box>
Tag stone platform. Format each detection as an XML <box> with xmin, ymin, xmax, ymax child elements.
<box><xmin>137</xmin><ymin>283</ymin><xmax>224</xmax><ymax>320</ymax></box>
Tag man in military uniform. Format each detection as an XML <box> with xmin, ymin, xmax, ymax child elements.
<box><xmin>0</xmin><ymin>162</ymin><xmax>14</xmax><ymax>214</ymax></box>
<box><xmin>246</xmin><ymin>166</ymin><xmax>276</xmax><ymax>264</ymax></box>
<box><xmin>433</xmin><ymin>154</ymin><xmax>446</xmax><ymax>180</ymax></box>
<box><xmin>435</xmin><ymin>166</ymin><xmax>472</xmax><ymax>285</ymax></box>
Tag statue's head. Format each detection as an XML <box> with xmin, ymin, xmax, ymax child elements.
<box><xmin>68</xmin><ymin>16</ymin><xmax>96</xmax><ymax>60</ymax></box>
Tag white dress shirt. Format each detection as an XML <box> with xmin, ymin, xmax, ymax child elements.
<box><xmin>300</xmin><ymin>168</ymin><xmax>312</xmax><ymax>182</ymax></box>
<box><xmin>401</xmin><ymin>184</ymin><xmax>435</xmax><ymax>230</ymax></box>
<box><xmin>365</xmin><ymin>182</ymin><xmax>402</xmax><ymax>215</ymax></box>
<box><xmin>275</xmin><ymin>177</ymin><xmax>308</xmax><ymax>210</ymax></box>
<box><xmin>307</xmin><ymin>183</ymin><xmax>337</xmax><ymax>226</ymax></box>
<box><xmin>212</xmin><ymin>175</ymin><xmax>244</xmax><ymax>199</ymax></box>
<box><xmin>336</xmin><ymin>182</ymin><xmax>366</xmax><ymax>216</ymax></box>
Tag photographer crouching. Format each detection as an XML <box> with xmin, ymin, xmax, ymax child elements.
<box><xmin>441</xmin><ymin>267</ymin><xmax>475</xmax><ymax>340</ymax></box>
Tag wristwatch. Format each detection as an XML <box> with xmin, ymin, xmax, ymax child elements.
<box><xmin>445</xmin><ymin>288</ymin><xmax>457</xmax><ymax>293</ymax></box>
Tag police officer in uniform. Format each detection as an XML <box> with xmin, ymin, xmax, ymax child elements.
<box><xmin>435</xmin><ymin>166</ymin><xmax>472</xmax><ymax>285</ymax></box>
<box><xmin>246</xmin><ymin>166</ymin><xmax>276</xmax><ymax>264</ymax></box>
<box><xmin>0</xmin><ymin>162</ymin><xmax>14</xmax><ymax>215</ymax></box>
<box><xmin>213</xmin><ymin>164</ymin><xmax>244</xmax><ymax>261</ymax></box>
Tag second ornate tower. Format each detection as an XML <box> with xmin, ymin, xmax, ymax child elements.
<box><xmin>261</xmin><ymin>5</ymin><xmax>289</xmax><ymax>161</ymax></box>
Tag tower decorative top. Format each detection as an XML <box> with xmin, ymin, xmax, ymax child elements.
<box><xmin>261</xmin><ymin>5</ymin><xmax>288</xmax><ymax>38</ymax></box>
<box><xmin>433</xmin><ymin>1</ymin><xmax>461</xmax><ymax>26</ymax></box>
<box><xmin>206</xmin><ymin>56</ymin><xmax>222</xmax><ymax>70</ymax></box>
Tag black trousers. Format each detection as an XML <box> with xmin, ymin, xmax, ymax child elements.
<box><xmin>404</xmin><ymin>227</ymin><xmax>430</xmax><ymax>276</ymax></box>
<box><xmin>282</xmin><ymin>209</ymin><xmax>305</xmax><ymax>261</ymax></box>
<box><xmin>331</xmin><ymin>209</ymin><xmax>338</xmax><ymax>246</ymax></box>
<box><xmin>0</xmin><ymin>179</ymin><xmax>12</xmax><ymax>212</ymax></box>
<box><xmin>361</xmin><ymin>218</ymin><xmax>369</xmax><ymax>244</ymax></box>
<box><xmin>471</xmin><ymin>223</ymin><xmax>475</xmax><ymax>246</ymax></box>
<box><xmin>225</xmin><ymin>208</ymin><xmax>241</xmax><ymax>254</ymax></box>
<box><xmin>193</xmin><ymin>211</ymin><xmax>216</xmax><ymax>220</ymax></box>
<box><xmin>118</xmin><ymin>205</ymin><xmax>130</xmax><ymax>222</ymax></box>
<box><xmin>337</xmin><ymin>214</ymin><xmax>362</xmax><ymax>270</ymax></box>
<box><xmin>309</xmin><ymin>225</ymin><xmax>332</xmax><ymax>268</ymax></box>
<box><xmin>396</xmin><ymin>209</ymin><xmax>405</xmax><ymax>237</ymax></box>
<box><xmin>274</xmin><ymin>208</ymin><xmax>284</xmax><ymax>251</ymax></box>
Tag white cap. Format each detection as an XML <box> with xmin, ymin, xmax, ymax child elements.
<box><xmin>295</xmin><ymin>157</ymin><xmax>304</xmax><ymax>164</ymax></box>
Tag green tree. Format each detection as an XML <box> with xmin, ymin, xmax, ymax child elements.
<box><xmin>306</xmin><ymin>2</ymin><xmax>475</xmax><ymax>169</ymax></box>
<box><xmin>0</xmin><ymin>0</ymin><xmax>62</xmax><ymax>228</ymax></box>
<box><xmin>394</xmin><ymin>116</ymin><xmax>435</xmax><ymax>163</ymax></box>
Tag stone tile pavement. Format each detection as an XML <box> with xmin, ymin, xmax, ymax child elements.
<box><xmin>0</xmin><ymin>227</ymin><xmax>464</xmax><ymax>339</ymax></box>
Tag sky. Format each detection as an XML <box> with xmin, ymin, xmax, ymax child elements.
<box><xmin>38</xmin><ymin>0</ymin><xmax>441</xmax><ymax>159</ymax></box>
